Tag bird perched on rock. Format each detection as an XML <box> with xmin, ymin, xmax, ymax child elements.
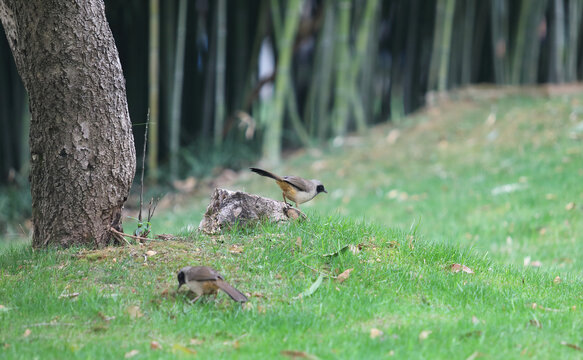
<box><xmin>177</xmin><ymin>266</ymin><xmax>248</xmax><ymax>303</ymax></box>
<box><xmin>250</xmin><ymin>168</ymin><xmax>327</xmax><ymax>208</ymax></box>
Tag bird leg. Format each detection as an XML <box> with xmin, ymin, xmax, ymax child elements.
<box><xmin>189</xmin><ymin>294</ymin><xmax>202</xmax><ymax>304</ymax></box>
<box><xmin>282</xmin><ymin>192</ymin><xmax>292</xmax><ymax>207</ymax></box>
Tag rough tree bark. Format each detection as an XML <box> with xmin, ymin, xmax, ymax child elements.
<box><xmin>0</xmin><ymin>0</ymin><xmax>136</xmax><ymax>248</ymax></box>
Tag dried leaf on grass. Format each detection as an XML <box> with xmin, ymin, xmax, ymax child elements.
<box><xmin>293</xmin><ymin>273</ymin><xmax>324</xmax><ymax>300</ymax></box>
<box><xmin>229</xmin><ymin>244</ymin><xmax>244</xmax><ymax>254</ymax></box>
<box><xmin>560</xmin><ymin>341</ymin><xmax>583</xmax><ymax>352</ymax></box>
<box><xmin>22</xmin><ymin>329</ymin><xmax>31</xmax><ymax>338</ymax></box>
<box><xmin>418</xmin><ymin>330</ymin><xmax>432</xmax><ymax>341</ymax></box>
<box><xmin>295</xmin><ymin>237</ymin><xmax>302</xmax><ymax>250</ymax></box>
<box><xmin>370</xmin><ymin>328</ymin><xmax>383</xmax><ymax>339</ymax></box>
<box><xmin>189</xmin><ymin>338</ymin><xmax>204</xmax><ymax>346</ymax></box>
<box><xmin>127</xmin><ymin>305</ymin><xmax>144</xmax><ymax>319</ymax></box>
<box><xmin>172</xmin><ymin>344</ymin><xmax>197</xmax><ymax>355</ymax></box>
<box><xmin>565</xmin><ymin>202</ymin><xmax>576</xmax><ymax>211</ymax></box>
<box><xmin>145</xmin><ymin>250</ymin><xmax>157</xmax><ymax>257</ymax></box>
<box><xmin>124</xmin><ymin>350</ymin><xmax>139</xmax><ymax>358</ymax></box>
<box><xmin>529</xmin><ymin>303</ymin><xmax>563</xmax><ymax>312</ymax></box>
<box><xmin>0</xmin><ymin>305</ymin><xmax>11</xmax><ymax>312</ymax></box>
<box><xmin>281</xmin><ymin>350</ymin><xmax>318</xmax><ymax>359</ymax></box>
<box><xmin>59</xmin><ymin>292</ymin><xmax>80</xmax><ymax>299</ymax></box>
<box><xmin>449</xmin><ymin>264</ymin><xmax>474</xmax><ymax>274</ymax></box>
<box><xmin>336</xmin><ymin>268</ymin><xmax>354</xmax><ymax>284</ymax></box>
<box><xmin>150</xmin><ymin>341</ymin><xmax>162</xmax><ymax>349</ymax></box>
<box><xmin>529</xmin><ymin>319</ymin><xmax>542</xmax><ymax>328</ymax></box>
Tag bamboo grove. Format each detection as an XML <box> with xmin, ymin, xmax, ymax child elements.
<box><xmin>1</xmin><ymin>0</ymin><xmax>582</xmax><ymax>184</ymax></box>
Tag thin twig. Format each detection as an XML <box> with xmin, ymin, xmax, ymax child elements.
<box><xmin>111</xmin><ymin>230</ymin><xmax>131</xmax><ymax>246</ymax></box>
<box><xmin>139</xmin><ymin>110</ymin><xmax>150</xmax><ymax>222</ymax></box>
<box><xmin>298</xmin><ymin>260</ymin><xmax>336</xmax><ymax>279</ymax></box>
<box><xmin>109</xmin><ymin>227</ymin><xmax>150</xmax><ymax>242</ymax></box>
<box><xmin>147</xmin><ymin>197</ymin><xmax>160</xmax><ymax>222</ymax></box>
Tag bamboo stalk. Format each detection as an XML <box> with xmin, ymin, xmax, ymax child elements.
<box><xmin>438</xmin><ymin>0</ymin><xmax>455</xmax><ymax>92</ymax></box>
<box><xmin>214</xmin><ymin>0</ymin><xmax>227</xmax><ymax>146</ymax></box>
<box><xmin>148</xmin><ymin>0</ymin><xmax>160</xmax><ymax>181</ymax></box>
<box><xmin>169</xmin><ymin>0</ymin><xmax>187</xmax><ymax>180</ymax></box>
<box><xmin>332</xmin><ymin>0</ymin><xmax>351</xmax><ymax>137</ymax></box>
<box><xmin>262</xmin><ymin>0</ymin><xmax>303</xmax><ymax>165</ymax></box>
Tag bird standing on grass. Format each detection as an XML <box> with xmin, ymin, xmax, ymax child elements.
<box><xmin>177</xmin><ymin>266</ymin><xmax>248</xmax><ymax>303</ymax></box>
<box><xmin>249</xmin><ymin>168</ymin><xmax>327</xmax><ymax>208</ymax></box>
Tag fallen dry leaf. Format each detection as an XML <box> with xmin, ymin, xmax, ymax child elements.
<box><xmin>460</xmin><ymin>330</ymin><xmax>482</xmax><ymax>338</ymax></box>
<box><xmin>145</xmin><ymin>250</ymin><xmax>157</xmax><ymax>257</ymax></box>
<box><xmin>59</xmin><ymin>292</ymin><xmax>80</xmax><ymax>299</ymax></box>
<box><xmin>124</xmin><ymin>350</ymin><xmax>139</xmax><ymax>358</ymax></box>
<box><xmin>189</xmin><ymin>338</ymin><xmax>204</xmax><ymax>346</ymax></box>
<box><xmin>295</xmin><ymin>237</ymin><xmax>302</xmax><ymax>250</ymax></box>
<box><xmin>554</xmin><ymin>276</ymin><xmax>561</xmax><ymax>284</ymax></box>
<box><xmin>336</xmin><ymin>268</ymin><xmax>354</xmax><ymax>283</ymax></box>
<box><xmin>471</xmin><ymin>315</ymin><xmax>480</xmax><ymax>325</ymax></box>
<box><xmin>98</xmin><ymin>312</ymin><xmax>115</xmax><ymax>322</ymax></box>
<box><xmin>280</xmin><ymin>350</ymin><xmax>316</xmax><ymax>359</ymax></box>
<box><xmin>529</xmin><ymin>319</ymin><xmax>542</xmax><ymax>328</ymax></box>
<box><xmin>172</xmin><ymin>344</ymin><xmax>197</xmax><ymax>355</ymax></box>
<box><xmin>150</xmin><ymin>341</ymin><xmax>162</xmax><ymax>350</ymax></box>
<box><xmin>348</xmin><ymin>244</ymin><xmax>362</xmax><ymax>255</ymax></box>
<box><xmin>449</xmin><ymin>264</ymin><xmax>474</xmax><ymax>274</ymax></box>
<box><xmin>127</xmin><ymin>305</ymin><xmax>144</xmax><ymax>319</ymax></box>
<box><xmin>419</xmin><ymin>330</ymin><xmax>432</xmax><ymax>341</ymax></box>
<box><xmin>0</xmin><ymin>305</ymin><xmax>10</xmax><ymax>312</ymax></box>
<box><xmin>560</xmin><ymin>341</ymin><xmax>583</xmax><ymax>351</ymax></box>
<box><xmin>370</xmin><ymin>328</ymin><xmax>383</xmax><ymax>339</ymax></box>
<box><xmin>228</xmin><ymin>244</ymin><xmax>244</xmax><ymax>254</ymax></box>
<box><xmin>223</xmin><ymin>340</ymin><xmax>240</xmax><ymax>350</ymax></box>
<box><xmin>565</xmin><ymin>202</ymin><xmax>576</xmax><ymax>211</ymax></box>
<box><xmin>23</xmin><ymin>329</ymin><xmax>31</xmax><ymax>338</ymax></box>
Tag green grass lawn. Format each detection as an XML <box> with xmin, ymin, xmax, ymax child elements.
<box><xmin>2</xmin><ymin>89</ymin><xmax>583</xmax><ymax>359</ymax></box>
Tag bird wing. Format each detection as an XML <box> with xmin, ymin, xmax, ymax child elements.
<box><xmin>282</xmin><ymin>176</ymin><xmax>312</xmax><ymax>192</ymax></box>
<box><xmin>187</xmin><ymin>266</ymin><xmax>223</xmax><ymax>281</ymax></box>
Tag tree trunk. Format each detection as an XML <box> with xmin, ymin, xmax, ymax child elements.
<box><xmin>0</xmin><ymin>0</ymin><xmax>136</xmax><ymax>248</ymax></box>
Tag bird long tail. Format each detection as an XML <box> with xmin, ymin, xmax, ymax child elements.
<box><xmin>216</xmin><ymin>280</ymin><xmax>248</xmax><ymax>302</ymax></box>
<box><xmin>250</xmin><ymin>168</ymin><xmax>282</xmax><ymax>181</ymax></box>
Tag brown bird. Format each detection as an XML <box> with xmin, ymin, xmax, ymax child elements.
<box><xmin>250</xmin><ymin>168</ymin><xmax>327</xmax><ymax>208</ymax></box>
<box><xmin>177</xmin><ymin>266</ymin><xmax>248</xmax><ymax>303</ymax></box>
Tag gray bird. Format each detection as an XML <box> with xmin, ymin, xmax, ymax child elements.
<box><xmin>250</xmin><ymin>168</ymin><xmax>327</xmax><ymax>208</ymax></box>
<box><xmin>177</xmin><ymin>266</ymin><xmax>248</xmax><ymax>303</ymax></box>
